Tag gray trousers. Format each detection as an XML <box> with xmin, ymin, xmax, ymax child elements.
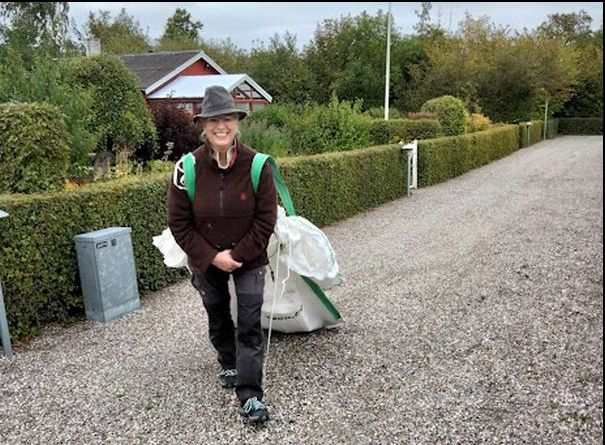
<box><xmin>192</xmin><ymin>266</ymin><xmax>266</xmax><ymax>403</ymax></box>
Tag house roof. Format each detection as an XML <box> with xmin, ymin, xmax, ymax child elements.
<box><xmin>121</xmin><ymin>50</ymin><xmax>226</xmax><ymax>94</ymax></box>
<box><xmin>147</xmin><ymin>74</ymin><xmax>273</xmax><ymax>102</ymax></box>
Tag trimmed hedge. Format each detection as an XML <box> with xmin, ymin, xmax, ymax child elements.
<box><xmin>368</xmin><ymin>119</ymin><xmax>442</xmax><ymax>145</ymax></box>
<box><xmin>278</xmin><ymin>144</ymin><xmax>406</xmax><ymax>227</ymax></box>
<box><xmin>0</xmin><ymin>102</ymin><xmax>70</xmax><ymax>194</ymax></box>
<box><xmin>518</xmin><ymin>119</ymin><xmax>559</xmax><ymax>148</ymax></box>
<box><xmin>558</xmin><ymin>118</ymin><xmax>603</xmax><ymax>135</ymax></box>
<box><xmin>0</xmin><ymin>144</ymin><xmax>407</xmax><ymax>340</ymax></box>
<box><xmin>0</xmin><ymin>176</ymin><xmax>187</xmax><ymax>340</ymax></box>
<box><xmin>417</xmin><ymin>125</ymin><xmax>520</xmax><ymax>187</ymax></box>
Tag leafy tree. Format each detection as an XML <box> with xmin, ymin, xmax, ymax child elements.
<box><xmin>247</xmin><ymin>32</ymin><xmax>313</xmax><ymax>103</ymax></box>
<box><xmin>539</xmin><ymin>12</ymin><xmax>603</xmax><ymax>117</ymax></box>
<box><xmin>201</xmin><ymin>37</ymin><xmax>249</xmax><ymax>73</ymax></box>
<box><xmin>84</xmin><ymin>8</ymin><xmax>151</xmax><ymax>55</ymax></box>
<box><xmin>157</xmin><ymin>7</ymin><xmax>203</xmax><ymax>51</ymax></box>
<box><xmin>537</xmin><ymin>11</ymin><xmax>593</xmax><ymax>45</ymax></box>
<box><xmin>304</xmin><ymin>10</ymin><xmax>400</xmax><ymax>107</ymax></box>
<box><xmin>0</xmin><ymin>2</ymin><xmax>69</xmax><ymax>50</ymax></box>
<box><xmin>65</xmin><ymin>54</ymin><xmax>157</xmax><ymax>164</ymax></box>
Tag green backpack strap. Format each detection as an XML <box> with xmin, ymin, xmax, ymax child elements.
<box><xmin>182</xmin><ymin>153</ymin><xmax>196</xmax><ymax>203</ymax></box>
<box><xmin>251</xmin><ymin>153</ymin><xmax>296</xmax><ymax>216</ymax></box>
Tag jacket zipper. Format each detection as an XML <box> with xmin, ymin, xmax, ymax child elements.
<box><xmin>219</xmin><ymin>172</ymin><xmax>224</xmax><ymax>216</ymax></box>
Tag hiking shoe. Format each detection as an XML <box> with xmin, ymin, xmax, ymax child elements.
<box><xmin>218</xmin><ymin>368</ymin><xmax>237</xmax><ymax>388</ymax></box>
<box><xmin>239</xmin><ymin>397</ymin><xmax>269</xmax><ymax>424</ymax></box>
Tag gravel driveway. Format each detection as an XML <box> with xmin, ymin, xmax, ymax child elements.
<box><xmin>1</xmin><ymin>136</ymin><xmax>602</xmax><ymax>444</ymax></box>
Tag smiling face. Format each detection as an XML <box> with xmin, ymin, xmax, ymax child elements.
<box><xmin>202</xmin><ymin>114</ymin><xmax>240</xmax><ymax>152</ymax></box>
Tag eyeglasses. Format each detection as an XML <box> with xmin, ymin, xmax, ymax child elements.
<box><xmin>205</xmin><ymin>115</ymin><xmax>237</xmax><ymax>126</ymax></box>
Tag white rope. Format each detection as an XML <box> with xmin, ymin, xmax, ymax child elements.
<box><xmin>262</xmin><ymin>239</ymin><xmax>291</xmax><ymax>394</ymax></box>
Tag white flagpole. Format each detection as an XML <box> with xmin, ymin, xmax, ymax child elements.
<box><xmin>384</xmin><ymin>2</ymin><xmax>392</xmax><ymax>121</ymax></box>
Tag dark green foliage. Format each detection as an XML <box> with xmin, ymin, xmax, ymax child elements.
<box><xmin>368</xmin><ymin>119</ymin><xmax>442</xmax><ymax>145</ymax></box>
<box><xmin>420</xmin><ymin>96</ymin><xmax>468</xmax><ymax>136</ymax></box>
<box><xmin>0</xmin><ymin>102</ymin><xmax>69</xmax><ymax>193</ymax></box>
<box><xmin>65</xmin><ymin>54</ymin><xmax>158</xmax><ymax>157</ymax></box>
<box><xmin>558</xmin><ymin>118</ymin><xmax>603</xmax><ymax>135</ymax></box>
<box><xmin>239</xmin><ymin>120</ymin><xmax>291</xmax><ymax>159</ymax></box>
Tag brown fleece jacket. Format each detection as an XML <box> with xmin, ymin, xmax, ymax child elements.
<box><xmin>167</xmin><ymin>140</ymin><xmax>277</xmax><ymax>276</ymax></box>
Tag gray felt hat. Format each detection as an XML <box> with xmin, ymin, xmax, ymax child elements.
<box><xmin>193</xmin><ymin>85</ymin><xmax>248</xmax><ymax>122</ymax></box>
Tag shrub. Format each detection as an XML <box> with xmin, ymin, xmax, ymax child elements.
<box><xmin>64</xmin><ymin>54</ymin><xmax>158</xmax><ymax>160</ymax></box>
<box><xmin>420</xmin><ymin>95</ymin><xmax>468</xmax><ymax>136</ymax></box>
<box><xmin>363</xmin><ymin>107</ymin><xmax>403</xmax><ymax>119</ymax></box>
<box><xmin>406</xmin><ymin>111</ymin><xmax>439</xmax><ymax>120</ymax></box>
<box><xmin>239</xmin><ymin>120</ymin><xmax>291</xmax><ymax>158</ymax></box>
<box><xmin>149</xmin><ymin>102</ymin><xmax>201</xmax><ymax>161</ymax></box>
<box><xmin>0</xmin><ymin>102</ymin><xmax>69</xmax><ymax>193</ymax></box>
<box><xmin>467</xmin><ymin>113</ymin><xmax>492</xmax><ymax>133</ymax></box>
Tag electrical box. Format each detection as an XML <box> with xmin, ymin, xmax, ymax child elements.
<box><xmin>74</xmin><ymin>227</ymin><xmax>140</xmax><ymax>322</ymax></box>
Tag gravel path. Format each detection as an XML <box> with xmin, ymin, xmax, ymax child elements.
<box><xmin>1</xmin><ymin>136</ymin><xmax>602</xmax><ymax>444</ymax></box>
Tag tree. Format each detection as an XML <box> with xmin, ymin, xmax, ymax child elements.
<box><xmin>537</xmin><ymin>11</ymin><xmax>593</xmax><ymax>45</ymax></box>
<box><xmin>84</xmin><ymin>8</ymin><xmax>151</xmax><ymax>55</ymax></box>
<box><xmin>157</xmin><ymin>7</ymin><xmax>203</xmax><ymax>51</ymax></box>
<box><xmin>65</xmin><ymin>54</ymin><xmax>158</xmax><ymax>167</ymax></box>
<box><xmin>304</xmin><ymin>10</ymin><xmax>402</xmax><ymax>107</ymax></box>
<box><xmin>0</xmin><ymin>2</ymin><xmax>73</xmax><ymax>60</ymax></box>
<box><xmin>247</xmin><ymin>32</ymin><xmax>313</xmax><ymax>103</ymax></box>
<box><xmin>201</xmin><ymin>38</ymin><xmax>249</xmax><ymax>73</ymax></box>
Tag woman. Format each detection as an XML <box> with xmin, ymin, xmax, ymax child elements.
<box><xmin>168</xmin><ymin>85</ymin><xmax>277</xmax><ymax>424</ymax></box>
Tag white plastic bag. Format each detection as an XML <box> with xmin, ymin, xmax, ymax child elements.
<box><xmin>152</xmin><ymin>228</ymin><xmax>189</xmax><ymax>269</ymax></box>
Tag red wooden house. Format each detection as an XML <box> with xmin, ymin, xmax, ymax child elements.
<box><xmin>121</xmin><ymin>50</ymin><xmax>272</xmax><ymax>114</ymax></box>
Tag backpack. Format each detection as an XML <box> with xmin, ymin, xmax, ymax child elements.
<box><xmin>181</xmin><ymin>152</ymin><xmax>295</xmax><ymax>216</ymax></box>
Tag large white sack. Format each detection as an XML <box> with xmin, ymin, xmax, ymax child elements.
<box><xmin>273</xmin><ymin>207</ymin><xmax>343</xmax><ymax>290</ymax></box>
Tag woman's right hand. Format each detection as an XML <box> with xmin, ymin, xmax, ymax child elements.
<box><xmin>211</xmin><ymin>250</ymin><xmax>243</xmax><ymax>272</ymax></box>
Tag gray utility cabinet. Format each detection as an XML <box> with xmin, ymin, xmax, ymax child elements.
<box><xmin>74</xmin><ymin>227</ymin><xmax>140</xmax><ymax>322</ymax></box>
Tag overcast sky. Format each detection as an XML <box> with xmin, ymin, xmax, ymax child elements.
<box><xmin>69</xmin><ymin>2</ymin><xmax>603</xmax><ymax>50</ymax></box>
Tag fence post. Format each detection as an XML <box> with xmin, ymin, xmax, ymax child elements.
<box><xmin>0</xmin><ymin>209</ymin><xmax>13</xmax><ymax>358</ymax></box>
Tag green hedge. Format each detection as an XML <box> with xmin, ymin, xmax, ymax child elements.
<box><xmin>278</xmin><ymin>144</ymin><xmax>406</xmax><ymax>227</ymax></box>
<box><xmin>558</xmin><ymin>118</ymin><xmax>603</xmax><ymax>135</ymax></box>
<box><xmin>368</xmin><ymin>119</ymin><xmax>442</xmax><ymax>145</ymax></box>
<box><xmin>518</xmin><ymin>119</ymin><xmax>559</xmax><ymax>148</ymax></box>
<box><xmin>417</xmin><ymin>125</ymin><xmax>520</xmax><ymax>187</ymax></box>
<box><xmin>0</xmin><ymin>144</ymin><xmax>407</xmax><ymax>340</ymax></box>
<box><xmin>0</xmin><ymin>102</ymin><xmax>70</xmax><ymax>194</ymax></box>
<box><xmin>0</xmin><ymin>176</ymin><xmax>187</xmax><ymax>340</ymax></box>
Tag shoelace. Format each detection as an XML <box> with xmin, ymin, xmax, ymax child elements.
<box><xmin>220</xmin><ymin>369</ymin><xmax>237</xmax><ymax>378</ymax></box>
<box><xmin>242</xmin><ymin>397</ymin><xmax>265</xmax><ymax>413</ymax></box>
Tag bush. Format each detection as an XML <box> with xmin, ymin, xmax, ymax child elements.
<box><xmin>467</xmin><ymin>113</ymin><xmax>492</xmax><ymax>133</ymax></box>
<box><xmin>363</xmin><ymin>107</ymin><xmax>403</xmax><ymax>119</ymax></box>
<box><xmin>288</xmin><ymin>96</ymin><xmax>372</xmax><ymax>155</ymax></box>
<box><xmin>149</xmin><ymin>102</ymin><xmax>201</xmax><ymax>161</ymax></box>
<box><xmin>239</xmin><ymin>120</ymin><xmax>291</xmax><ymax>158</ymax></box>
<box><xmin>65</xmin><ymin>54</ymin><xmax>158</xmax><ymax>160</ymax></box>
<box><xmin>0</xmin><ymin>102</ymin><xmax>69</xmax><ymax>193</ymax></box>
<box><xmin>420</xmin><ymin>95</ymin><xmax>468</xmax><ymax>136</ymax></box>
<box><xmin>406</xmin><ymin>111</ymin><xmax>439</xmax><ymax>120</ymax></box>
